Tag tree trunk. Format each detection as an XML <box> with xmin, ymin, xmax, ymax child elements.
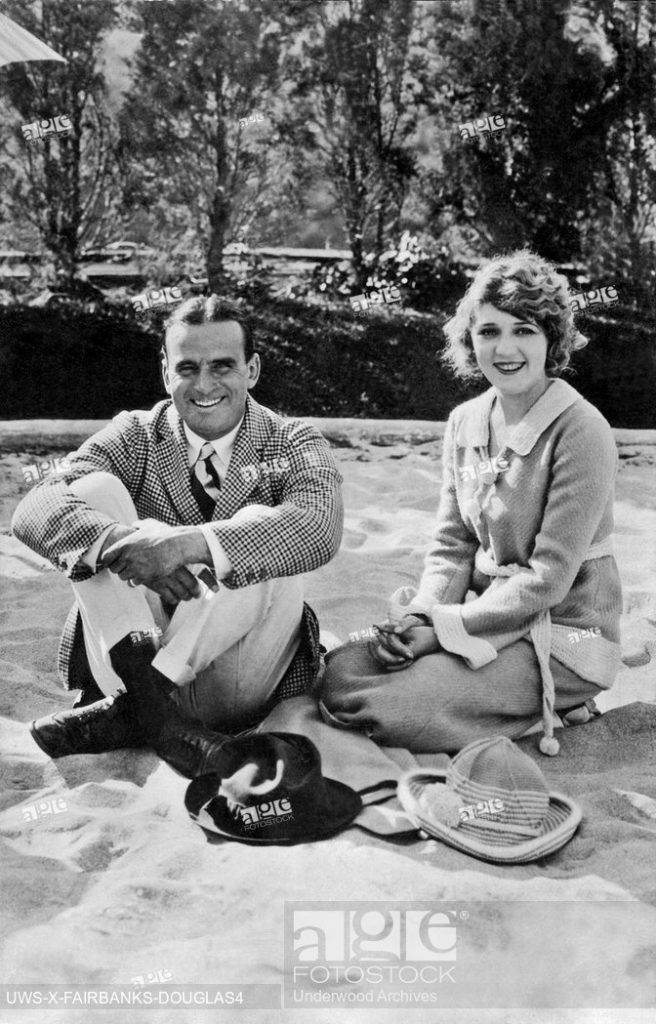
<box><xmin>206</xmin><ymin>79</ymin><xmax>231</xmax><ymax>295</ymax></box>
<box><xmin>349</xmin><ymin>224</ymin><xmax>367</xmax><ymax>291</ymax></box>
<box><xmin>207</xmin><ymin>190</ymin><xmax>229</xmax><ymax>294</ymax></box>
<box><xmin>345</xmin><ymin>147</ymin><xmax>369</xmax><ymax>290</ymax></box>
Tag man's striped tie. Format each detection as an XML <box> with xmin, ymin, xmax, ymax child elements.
<box><xmin>191</xmin><ymin>441</ymin><xmax>222</xmax><ymax>521</ymax></box>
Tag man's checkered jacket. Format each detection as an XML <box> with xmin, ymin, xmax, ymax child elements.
<box><xmin>11</xmin><ymin>395</ymin><xmax>344</xmax><ymax>705</ymax></box>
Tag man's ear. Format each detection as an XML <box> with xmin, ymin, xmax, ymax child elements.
<box><xmin>161</xmin><ymin>350</ymin><xmax>172</xmax><ymax>394</ymax></box>
<box><xmin>247</xmin><ymin>353</ymin><xmax>261</xmax><ymax>390</ymax></box>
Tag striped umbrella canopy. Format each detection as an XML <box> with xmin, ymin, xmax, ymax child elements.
<box><xmin>0</xmin><ymin>12</ymin><xmax>66</xmax><ymax>67</ymax></box>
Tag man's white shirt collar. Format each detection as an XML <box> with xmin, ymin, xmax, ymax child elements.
<box><xmin>183</xmin><ymin>418</ymin><xmax>244</xmax><ymax>476</ymax></box>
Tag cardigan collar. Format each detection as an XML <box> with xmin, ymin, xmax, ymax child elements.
<box><xmin>456</xmin><ymin>379</ymin><xmax>580</xmax><ymax>456</ymax></box>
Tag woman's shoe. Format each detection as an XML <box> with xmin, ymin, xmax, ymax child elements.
<box><xmin>29</xmin><ymin>692</ymin><xmax>146</xmax><ymax>758</ymax></box>
<box><xmin>561</xmin><ymin>698</ymin><xmax>601</xmax><ymax>726</ymax></box>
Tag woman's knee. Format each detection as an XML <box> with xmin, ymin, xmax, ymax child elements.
<box><xmin>319</xmin><ymin>647</ymin><xmax>389</xmax><ymax>722</ymax></box>
<box><xmin>317</xmin><ymin>656</ymin><xmax>346</xmax><ymax>713</ymax></box>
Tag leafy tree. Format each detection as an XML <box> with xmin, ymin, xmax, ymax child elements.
<box><xmin>418</xmin><ymin>0</ymin><xmax>612</xmax><ymax>260</ymax></box>
<box><xmin>284</xmin><ymin>0</ymin><xmax>430</xmax><ymax>290</ymax></box>
<box><xmin>574</xmin><ymin>0</ymin><xmax>656</xmax><ymax>311</ymax></box>
<box><xmin>0</xmin><ymin>0</ymin><xmax>122</xmax><ymax>282</ymax></box>
<box><xmin>119</xmin><ymin>0</ymin><xmax>308</xmax><ymax>293</ymax></box>
<box><xmin>419</xmin><ymin>0</ymin><xmax>656</xmax><ymax>314</ymax></box>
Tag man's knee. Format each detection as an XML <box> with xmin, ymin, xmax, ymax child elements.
<box><xmin>265</xmin><ymin>573</ymin><xmax>304</xmax><ymax>598</ymax></box>
<box><xmin>69</xmin><ymin>472</ymin><xmax>135</xmax><ymax>522</ymax></box>
<box><xmin>261</xmin><ymin>574</ymin><xmax>304</xmax><ymax>621</ymax></box>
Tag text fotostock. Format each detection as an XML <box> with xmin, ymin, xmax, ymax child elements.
<box><xmin>284</xmin><ymin>902</ymin><xmax>463</xmax><ymax>1007</ymax></box>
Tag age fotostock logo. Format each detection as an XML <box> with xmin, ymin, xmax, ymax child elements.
<box><xmin>237</xmin><ymin>797</ymin><xmax>293</xmax><ymax>831</ymax></box>
<box><xmin>284</xmin><ymin>902</ymin><xmax>463</xmax><ymax>1007</ymax></box>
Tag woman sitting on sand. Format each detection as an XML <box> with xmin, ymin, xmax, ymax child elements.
<box><xmin>319</xmin><ymin>250</ymin><xmax>623</xmax><ymax>755</ymax></box>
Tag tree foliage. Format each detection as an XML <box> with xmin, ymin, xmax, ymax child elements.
<box><xmin>419</xmin><ymin>0</ymin><xmax>656</xmax><ymax>314</ymax></box>
<box><xmin>284</xmin><ymin>0</ymin><xmax>429</xmax><ymax>289</ymax></box>
<box><xmin>118</xmin><ymin>0</ymin><xmax>307</xmax><ymax>292</ymax></box>
<box><xmin>0</xmin><ymin>0</ymin><xmax>122</xmax><ymax>280</ymax></box>
<box><xmin>0</xmin><ymin>0</ymin><xmax>654</xmax><ymax>318</ymax></box>
<box><xmin>575</xmin><ymin>0</ymin><xmax>656</xmax><ymax>310</ymax></box>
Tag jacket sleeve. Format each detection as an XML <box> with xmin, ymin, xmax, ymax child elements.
<box><xmin>431</xmin><ymin>411</ymin><xmax>618</xmax><ymax>665</ymax></box>
<box><xmin>11</xmin><ymin>413</ymin><xmax>142</xmax><ymax>581</ymax></box>
<box><xmin>404</xmin><ymin>411</ymin><xmax>479</xmax><ymax>616</ymax></box>
<box><xmin>209</xmin><ymin>422</ymin><xmax>343</xmax><ymax>588</ymax></box>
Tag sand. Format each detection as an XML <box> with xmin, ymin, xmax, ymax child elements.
<box><xmin>0</xmin><ymin>420</ymin><xmax>655</xmax><ymax>1024</ymax></box>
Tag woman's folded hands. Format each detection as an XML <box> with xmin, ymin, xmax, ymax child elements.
<box><xmin>369</xmin><ymin>614</ymin><xmax>440</xmax><ymax>671</ymax></box>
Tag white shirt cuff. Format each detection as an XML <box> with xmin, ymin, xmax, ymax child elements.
<box><xmin>431</xmin><ymin>604</ymin><xmax>497</xmax><ymax>669</ymax></box>
<box><xmin>199</xmin><ymin>524</ymin><xmax>232</xmax><ymax>579</ymax></box>
<box><xmin>81</xmin><ymin>525</ymin><xmax>116</xmax><ymax>571</ymax></box>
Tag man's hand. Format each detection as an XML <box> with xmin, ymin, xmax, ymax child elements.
<box><xmin>369</xmin><ymin>615</ymin><xmax>440</xmax><ymax>672</ymax></box>
<box><xmin>100</xmin><ymin>521</ymin><xmax>210</xmax><ymax>601</ymax></box>
<box><xmin>141</xmin><ymin>567</ymin><xmax>202</xmax><ymax>605</ymax></box>
<box><xmin>98</xmin><ymin>523</ymin><xmax>137</xmax><ymax>558</ymax></box>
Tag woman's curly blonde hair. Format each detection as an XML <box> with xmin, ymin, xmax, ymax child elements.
<box><xmin>442</xmin><ymin>249</ymin><xmax>589</xmax><ymax>380</ymax></box>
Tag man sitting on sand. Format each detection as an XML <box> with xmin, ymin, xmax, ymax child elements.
<box><xmin>12</xmin><ymin>295</ymin><xmax>343</xmax><ymax>776</ymax></box>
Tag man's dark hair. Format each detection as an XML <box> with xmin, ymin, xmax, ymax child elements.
<box><xmin>163</xmin><ymin>295</ymin><xmax>256</xmax><ymax>361</ymax></box>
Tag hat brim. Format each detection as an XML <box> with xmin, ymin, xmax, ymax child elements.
<box><xmin>397</xmin><ymin>769</ymin><xmax>582</xmax><ymax>864</ymax></box>
<box><xmin>185</xmin><ymin>772</ymin><xmax>362</xmax><ymax>845</ymax></box>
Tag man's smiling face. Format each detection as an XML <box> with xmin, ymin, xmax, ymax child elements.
<box><xmin>162</xmin><ymin>320</ymin><xmax>260</xmax><ymax>440</ymax></box>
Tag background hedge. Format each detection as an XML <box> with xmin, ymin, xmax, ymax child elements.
<box><xmin>1</xmin><ymin>300</ymin><xmax>654</xmax><ymax>428</ymax></box>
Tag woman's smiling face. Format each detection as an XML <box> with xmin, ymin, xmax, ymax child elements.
<box><xmin>470</xmin><ymin>303</ymin><xmax>549</xmax><ymax>396</ymax></box>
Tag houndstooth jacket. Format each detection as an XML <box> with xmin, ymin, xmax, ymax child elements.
<box><xmin>11</xmin><ymin>395</ymin><xmax>344</xmax><ymax>701</ymax></box>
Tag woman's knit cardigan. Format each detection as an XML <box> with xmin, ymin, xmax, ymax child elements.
<box><xmin>404</xmin><ymin>378</ymin><xmax>623</xmax><ymax>692</ymax></box>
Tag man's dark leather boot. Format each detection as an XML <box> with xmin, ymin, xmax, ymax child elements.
<box><xmin>30</xmin><ymin>682</ymin><xmax>242</xmax><ymax>781</ymax></box>
<box><xmin>107</xmin><ymin>633</ymin><xmax>240</xmax><ymax>778</ymax></box>
<box><xmin>152</xmin><ymin>717</ymin><xmax>239</xmax><ymax>779</ymax></box>
<box><xmin>30</xmin><ymin>633</ymin><xmax>239</xmax><ymax>775</ymax></box>
<box><xmin>29</xmin><ymin>686</ymin><xmax>237</xmax><ymax>775</ymax></box>
<box><xmin>29</xmin><ymin>692</ymin><xmax>146</xmax><ymax>759</ymax></box>
<box><xmin>114</xmin><ymin>667</ymin><xmax>240</xmax><ymax>777</ymax></box>
<box><xmin>72</xmin><ymin>679</ymin><xmax>106</xmax><ymax>709</ymax></box>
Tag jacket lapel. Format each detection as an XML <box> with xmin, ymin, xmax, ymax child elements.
<box><xmin>153</xmin><ymin>404</ymin><xmax>205</xmax><ymax>524</ymax></box>
<box><xmin>211</xmin><ymin>396</ymin><xmax>272</xmax><ymax>521</ymax></box>
<box><xmin>153</xmin><ymin>398</ymin><xmax>273</xmax><ymax>525</ymax></box>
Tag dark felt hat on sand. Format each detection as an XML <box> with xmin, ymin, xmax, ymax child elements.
<box><xmin>185</xmin><ymin>732</ymin><xmax>362</xmax><ymax>845</ymax></box>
